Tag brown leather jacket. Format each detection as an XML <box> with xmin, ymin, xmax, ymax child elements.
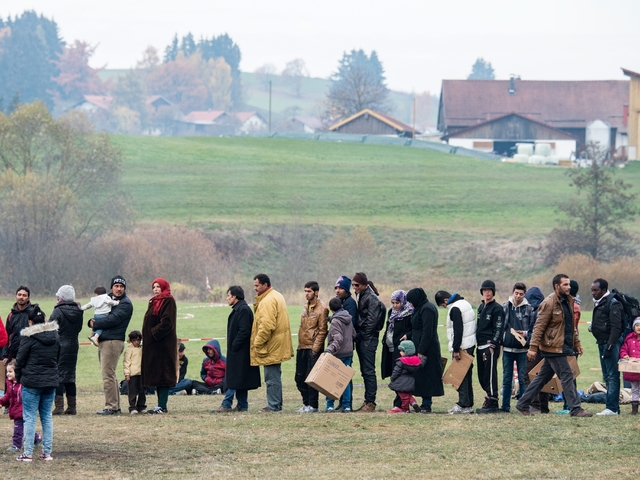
<box><xmin>297</xmin><ymin>298</ymin><xmax>328</xmax><ymax>353</ymax></box>
<box><xmin>529</xmin><ymin>292</ymin><xmax>581</xmax><ymax>354</ymax></box>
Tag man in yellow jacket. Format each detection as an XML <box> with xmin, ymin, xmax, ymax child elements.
<box><xmin>251</xmin><ymin>273</ymin><xmax>294</xmax><ymax>412</ymax></box>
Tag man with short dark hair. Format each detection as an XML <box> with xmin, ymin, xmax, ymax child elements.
<box><xmin>89</xmin><ymin>275</ymin><xmax>134</xmax><ymax>415</ymax></box>
<box><xmin>501</xmin><ymin>282</ymin><xmax>533</xmax><ymax>412</ymax></box>
<box><xmin>295</xmin><ymin>281</ymin><xmax>328</xmax><ymax>413</ymax></box>
<box><xmin>476</xmin><ymin>280</ymin><xmax>504</xmax><ymax>414</ymax></box>
<box><xmin>591</xmin><ymin>277</ymin><xmax>623</xmax><ymax>416</ymax></box>
<box><xmin>516</xmin><ymin>274</ymin><xmax>592</xmax><ymax>417</ymax></box>
<box><xmin>2</xmin><ymin>286</ymin><xmax>34</xmax><ymax>364</ymax></box>
<box><xmin>250</xmin><ymin>274</ymin><xmax>293</xmax><ymax>412</ymax></box>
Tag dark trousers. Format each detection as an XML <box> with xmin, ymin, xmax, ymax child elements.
<box><xmin>477</xmin><ymin>346</ymin><xmax>500</xmax><ymax>399</ymax></box>
<box><xmin>12</xmin><ymin>418</ymin><xmax>24</xmax><ymax>448</ymax></box>
<box><xmin>295</xmin><ymin>348</ymin><xmax>320</xmax><ymax>409</ymax></box>
<box><xmin>355</xmin><ymin>335</ymin><xmax>378</xmax><ymax>404</ymax></box>
<box><xmin>56</xmin><ymin>382</ymin><xmax>76</xmax><ymax>397</ymax></box>
<box><xmin>524</xmin><ymin>351</ymin><xmax>549</xmax><ymax>412</ymax></box>
<box><xmin>128</xmin><ymin>375</ymin><xmax>147</xmax><ymax>413</ymax></box>
<box><xmin>457</xmin><ymin>347</ymin><xmax>475</xmax><ymax>408</ymax></box>
<box><xmin>517</xmin><ymin>355</ymin><xmax>582</xmax><ymax>415</ymax></box>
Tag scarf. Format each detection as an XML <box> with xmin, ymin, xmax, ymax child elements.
<box><xmin>388</xmin><ymin>290</ymin><xmax>414</xmax><ymax>335</ymax></box>
<box><xmin>150</xmin><ymin>277</ymin><xmax>173</xmax><ymax>316</ymax></box>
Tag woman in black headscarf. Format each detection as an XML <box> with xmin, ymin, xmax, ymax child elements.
<box><xmin>406</xmin><ymin>288</ymin><xmax>444</xmax><ymax>413</ymax></box>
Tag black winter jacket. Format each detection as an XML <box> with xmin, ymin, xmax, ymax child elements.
<box><xmin>356</xmin><ymin>286</ymin><xmax>383</xmax><ymax>340</ymax></box>
<box><xmin>388</xmin><ymin>355</ymin><xmax>427</xmax><ymax>393</ymax></box>
<box><xmin>476</xmin><ymin>300</ymin><xmax>504</xmax><ymax>347</ymax></box>
<box><xmin>15</xmin><ymin>322</ymin><xmax>60</xmax><ymax>389</ymax></box>
<box><xmin>92</xmin><ymin>294</ymin><xmax>133</xmax><ymax>342</ymax></box>
<box><xmin>2</xmin><ymin>302</ymin><xmax>34</xmax><ymax>361</ymax></box>
<box><xmin>50</xmin><ymin>300</ymin><xmax>84</xmax><ymax>383</ymax></box>
<box><xmin>591</xmin><ymin>295</ymin><xmax>623</xmax><ymax>346</ymax></box>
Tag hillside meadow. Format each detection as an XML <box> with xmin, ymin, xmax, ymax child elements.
<box><xmin>1</xmin><ymin>298</ymin><xmax>639</xmax><ymax>479</ymax></box>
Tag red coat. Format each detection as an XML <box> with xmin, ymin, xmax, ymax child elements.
<box><xmin>0</xmin><ymin>316</ymin><xmax>7</xmax><ymax>348</ymax></box>
<box><xmin>620</xmin><ymin>331</ymin><xmax>640</xmax><ymax>382</ymax></box>
<box><xmin>200</xmin><ymin>340</ymin><xmax>226</xmax><ymax>388</ymax></box>
<box><xmin>0</xmin><ymin>379</ymin><xmax>23</xmax><ymax>420</ymax></box>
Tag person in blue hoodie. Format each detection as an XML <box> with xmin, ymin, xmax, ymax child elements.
<box><xmin>191</xmin><ymin>340</ymin><xmax>226</xmax><ymax>395</ymax></box>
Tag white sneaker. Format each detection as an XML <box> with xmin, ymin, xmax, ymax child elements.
<box><xmin>297</xmin><ymin>405</ymin><xmax>309</xmax><ymax>413</ymax></box>
<box><xmin>596</xmin><ymin>408</ymin><xmax>618</xmax><ymax>416</ymax></box>
<box><xmin>130</xmin><ymin>410</ymin><xmax>138</xmax><ymax>415</ymax></box>
<box><xmin>448</xmin><ymin>404</ymin><xmax>473</xmax><ymax>414</ymax></box>
<box><xmin>306</xmin><ymin>406</ymin><xmax>318</xmax><ymax>413</ymax></box>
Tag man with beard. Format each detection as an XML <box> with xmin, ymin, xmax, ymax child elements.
<box><xmin>516</xmin><ymin>274</ymin><xmax>592</xmax><ymax>417</ymax></box>
<box><xmin>2</xmin><ymin>286</ymin><xmax>35</xmax><ymax>364</ymax></box>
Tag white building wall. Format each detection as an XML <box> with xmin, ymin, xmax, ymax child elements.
<box><xmin>448</xmin><ymin>138</ymin><xmax>475</xmax><ymax>149</ymax></box>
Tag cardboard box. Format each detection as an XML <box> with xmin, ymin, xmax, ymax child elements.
<box><xmin>618</xmin><ymin>359</ymin><xmax>640</xmax><ymax>373</ymax></box>
<box><xmin>528</xmin><ymin>356</ymin><xmax>580</xmax><ymax>394</ymax></box>
<box><xmin>305</xmin><ymin>352</ymin><xmax>355</xmax><ymax>401</ymax></box>
<box><xmin>442</xmin><ymin>350</ymin><xmax>474</xmax><ymax>390</ymax></box>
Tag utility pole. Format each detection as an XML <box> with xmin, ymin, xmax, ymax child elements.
<box><xmin>412</xmin><ymin>96</ymin><xmax>416</xmax><ymax>140</ymax></box>
<box><xmin>269</xmin><ymin>80</ymin><xmax>272</xmax><ymax>134</ymax></box>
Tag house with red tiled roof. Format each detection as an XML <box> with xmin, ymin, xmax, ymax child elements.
<box><xmin>233</xmin><ymin>111</ymin><xmax>267</xmax><ymax>134</ymax></box>
<box><xmin>329</xmin><ymin>109</ymin><xmax>420</xmax><ymax>137</ymax></box>
<box><xmin>438</xmin><ymin>78</ymin><xmax>629</xmax><ymax>156</ymax></box>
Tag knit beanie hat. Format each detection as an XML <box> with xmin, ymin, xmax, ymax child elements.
<box><xmin>569</xmin><ymin>280</ymin><xmax>579</xmax><ymax>297</ymax></box>
<box><xmin>398</xmin><ymin>340</ymin><xmax>416</xmax><ymax>356</ymax></box>
<box><xmin>335</xmin><ymin>275</ymin><xmax>351</xmax><ymax>291</ymax></box>
<box><xmin>111</xmin><ymin>275</ymin><xmax>127</xmax><ymax>289</ymax></box>
<box><xmin>633</xmin><ymin>318</ymin><xmax>640</xmax><ymax>328</ymax></box>
<box><xmin>480</xmin><ymin>279</ymin><xmax>496</xmax><ymax>295</ymax></box>
<box><xmin>55</xmin><ymin>285</ymin><xmax>75</xmax><ymax>302</ymax></box>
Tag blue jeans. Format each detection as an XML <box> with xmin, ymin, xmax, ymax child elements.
<box><xmin>22</xmin><ymin>387</ymin><xmax>55</xmax><ymax>456</ymax></box>
<box><xmin>169</xmin><ymin>378</ymin><xmax>192</xmax><ymax>395</ymax></box>
<box><xmin>501</xmin><ymin>351</ymin><xmax>527</xmax><ymax>411</ymax></box>
<box><xmin>598</xmin><ymin>342</ymin><xmax>621</xmax><ymax>413</ymax></box>
<box><xmin>221</xmin><ymin>388</ymin><xmax>249</xmax><ymax>410</ymax></box>
<box><xmin>93</xmin><ymin>313</ymin><xmax>106</xmax><ymax>336</ymax></box>
<box><xmin>264</xmin><ymin>364</ymin><xmax>283</xmax><ymax>411</ymax></box>
<box><xmin>326</xmin><ymin>356</ymin><xmax>353</xmax><ymax>410</ymax></box>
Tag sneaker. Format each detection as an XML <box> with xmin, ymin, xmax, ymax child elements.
<box><xmin>571</xmin><ymin>409</ymin><xmax>593</xmax><ymax>417</ymax></box>
<box><xmin>191</xmin><ymin>389</ymin><xmax>197</xmax><ymax>395</ymax></box>
<box><xmin>411</xmin><ymin>402</ymin><xmax>421</xmax><ymax>413</ymax></box>
<box><xmin>387</xmin><ymin>407</ymin><xmax>408</xmax><ymax>414</ymax></box>
<box><xmin>324</xmin><ymin>407</ymin><xmax>335</xmax><ymax>413</ymax></box>
<box><xmin>7</xmin><ymin>445</ymin><xmax>20</xmax><ymax>452</ymax></box>
<box><xmin>16</xmin><ymin>453</ymin><xmax>33</xmax><ymax>462</ymax></box>
<box><xmin>342</xmin><ymin>407</ymin><xmax>351</xmax><ymax>413</ymax></box>
<box><xmin>213</xmin><ymin>388</ymin><xmax>222</xmax><ymax>395</ymax></box>
<box><xmin>355</xmin><ymin>402</ymin><xmax>376</xmax><ymax>413</ymax></box>
<box><xmin>39</xmin><ymin>453</ymin><xmax>53</xmax><ymax>461</ymax></box>
<box><xmin>96</xmin><ymin>408</ymin><xmax>119</xmax><ymax>415</ymax></box>
<box><xmin>516</xmin><ymin>406</ymin><xmax>532</xmax><ymax>416</ymax></box>
<box><xmin>212</xmin><ymin>406</ymin><xmax>233</xmax><ymax>413</ymax></box>
<box><xmin>297</xmin><ymin>405</ymin><xmax>310</xmax><ymax>413</ymax></box>
<box><xmin>448</xmin><ymin>404</ymin><xmax>473</xmax><ymax>414</ymax></box>
<box><xmin>88</xmin><ymin>335</ymin><xmax>99</xmax><ymax>347</ymax></box>
<box><xmin>556</xmin><ymin>409</ymin><xmax>570</xmax><ymax>415</ymax></box>
<box><xmin>138</xmin><ymin>409</ymin><xmax>147</xmax><ymax>414</ymax></box>
<box><xmin>176</xmin><ymin>390</ymin><xmax>187</xmax><ymax>395</ymax></box>
<box><xmin>596</xmin><ymin>408</ymin><xmax>618</xmax><ymax>416</ymax></box>
<box><xmin>34</xmin><ymin>433</ymin><xmax>43</xmax><ymax>446</ymax></box>
<box><xmin>147</xmin><ymin>406</ymin><xmax>167</xmax><ymax>414</ymax></box>
<box><xmin>130</xmin><ymin>410</ymin><xmax>139</xmax><ymax>415</ymax></box>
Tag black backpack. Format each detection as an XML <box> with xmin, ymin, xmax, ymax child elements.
<box><xmin>375</xmin><ymin>300</ymin><xmax>387</xmax><ymax>332</ymax></box>
<box><xmin>609</xmin><ymin>289</ymin><xmax>640</xmax><ymax>336</ymax></box>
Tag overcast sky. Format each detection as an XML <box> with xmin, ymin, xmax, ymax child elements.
<box><xmin>3</xmin><ymin>0</ymin><xmax>640</xmax><ymax>93</ymax></box>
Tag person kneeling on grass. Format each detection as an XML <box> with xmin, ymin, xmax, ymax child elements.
<box><xmin>387</xmin><ymin>340</ymin><xmax>426</xmax><ymax>414</ymax></box>
<box><xmin>191</xmin><ymin>340</ymin><xmax>226</xmax><ymax>395</ymax></box>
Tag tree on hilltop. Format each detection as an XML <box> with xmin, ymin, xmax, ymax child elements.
<box><xmin>282</xmin><ymin>58</ymin><xmax>309</xmax><ymax>97</ymax></box>
<box><xmin>254</xmin><ymin>63</ymin><xmax>277</xmax><ymax>92</ymax></box>
<box><xmin>467</xmin><ymin>58</ymin><xmax>495</xmax><ymax>80</ymax></box>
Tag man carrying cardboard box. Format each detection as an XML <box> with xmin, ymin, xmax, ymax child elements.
<box><xmin>516</xmin><ymin>274</ymin><xmax>592</xmax><ymax>417</ymax></box>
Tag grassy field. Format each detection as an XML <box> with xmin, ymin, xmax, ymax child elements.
<box><xmin>2</xmin><ymin>298</ymin><xmax>639</xmax><ymax>479</ymax></box>
<box><xmin>113</xmin><ymin>136</ymin><xmax>640</xmax><ymax>235</ymax></box>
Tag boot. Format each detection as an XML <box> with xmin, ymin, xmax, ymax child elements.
<box><xmin>52</xmin><ymin>395</ymin><xmax>65</xmax><ymax>415</ymax></box>
<box><xmin>631</xmin><ymin>401</ymin><xmax>639</xmax><ymax>415</ymax></box>
<box><xmin>476</xmin><ymin>396</ymin><xmax>499</xmax><ymax>414</ymax></box>
<box><xmin>64</xmin><ymin>396</ymin><xmax>77</xmax><ymax>415</ymax></box>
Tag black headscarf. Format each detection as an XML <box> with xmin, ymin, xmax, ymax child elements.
<box><xmin>406</xmin><ymin>288</ymin><xmax>428</xmax><ymax>309</ymax></box>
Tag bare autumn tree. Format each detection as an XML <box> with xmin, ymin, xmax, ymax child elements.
<box><xmin>545</xmin><ymin>143</ymin><xmax>638</xmax><ymax>265</ymax></box>
<box><xmin>281</xmin><ymin>58</ymin><xmax>309</xmax><ymax>97</ymax></box>
<box><xmin>53</xmin><ymin>40</ymin><xmax>108</xmax><ymax>101</ymax></box>
<box><xmin>254</xmin><ymin>63</ymin><xmax>277</xmax><ymax>92</ymax></box>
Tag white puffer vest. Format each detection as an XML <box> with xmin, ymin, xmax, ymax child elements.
<box><xmin>446</xmin><ymin>298</ymin><xmax>477</xmax><ymax>352</ymax></box>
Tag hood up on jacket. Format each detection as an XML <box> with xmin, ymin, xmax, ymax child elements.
<box><xmin>525</xmin><ymin>287</ymin><xmax>544</xmax><ymax>310</ymax></box>
<box><xmin>203</xmin><ymin>339</ymin><xmax>226</xmax><ymax>362</ymax></box>
<box><xmin>330</xmin><ymin>309</ymin><xmax>352</xmax><ymax>325</ymax></box>
<box><xmin>406</xmin><ymin>288</ymin><xmax>428</xmax><ymax>310</ymax></box>
<box><xmin>20</xmin><ymin>321</ymin><xmax>59</xmax><ymax>346</ymax></box>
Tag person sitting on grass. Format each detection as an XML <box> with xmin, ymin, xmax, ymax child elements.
<box><xmin>191</xmin><ymin>340</ymin><xmax>226</xmax><ymax>395</ymax></box>
<box><xmin>387</xmin><ymin>340</ymin><xmax>426</xmax><ymax>414</ymax></box>
<box><xmin>324</xmin><ymin>296</ymin><xmax>355</xmax><ymax>413</ymax></box>
<box><xmin>0</xmin><ymin>361</ymin><xmax>42</xmax><ymax>452</ymax></box>
<box><xmin>123</xmin><ymin>330</ymin><xmax>146</xmax><ymax>414</ymax></box>
<box><xmin>169</xmin><ymin>343</ymin><xmax>193</xmax><ymax>395</ymax></box>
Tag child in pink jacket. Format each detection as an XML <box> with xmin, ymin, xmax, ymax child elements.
<box><xmin>620</xmin><ymin>318</ymin><xmax>640</xmax><ymax>415</ymax></box>
<box><xmin>0</xmin><ymin>362</ymin><xmax>42</xmax><ymax>452</ymax></box>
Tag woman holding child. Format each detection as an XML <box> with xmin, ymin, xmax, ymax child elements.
<box><xmin>142</xmin><ymin>278</ymin><xmax>178</xmax><ymax>414</ymax></box>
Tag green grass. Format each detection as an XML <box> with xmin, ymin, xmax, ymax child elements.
<box><xmin>113</xmin><ymin>136</ymin><xmax>640</xmax><ymax>235</ymax></box>
<box><xmin>3</xmin><ymin>297</ymin><xmax>639</xmax><ymax>479</ymax></box>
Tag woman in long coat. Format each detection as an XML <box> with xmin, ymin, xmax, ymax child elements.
<box><xmin>406</xmin><ymin>287</ymin><xmax>444</xmax><ymax>412</ymax></box>
<box><xmin>381</xmin><ymin>290</ymin><xmax>414</xmax><ymax>379</ymax></box>
<box><xmin>50</xmin><ymin>285</ymin><xmax>83</xmax><ymax>415</ymax></box>
<box><xmin>142</xmin><ymin>278</ymin><xmax>178</xmax><ymax>414</ymax></box>
<box><xmin>217</xmin><ymin>286</ymin><xmax>261</xmax><ymax>412</ymax></box>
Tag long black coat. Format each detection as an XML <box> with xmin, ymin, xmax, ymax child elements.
<box><xmin>50</xmin><ymin>300</ymin><xmax>83</xmax><ymax>383</ymax></box>
<box><xmin>142</xmin><ymin>296</ymin><xmax>178</xmax><ymax>387</ymax></box>
<box><xmin>407</xmin><ymin>291</ymin><xmax>444</xmax><ymax>398</ymax></box>
<box><xmin>226</xmin><ymin>300</ymin><xmax>261</xmax><ymax>391</ymax></box>
<box><xmin>380</xmin><ymin>308</ymin><xmax>413</xmax><ymax>379</ymax></box>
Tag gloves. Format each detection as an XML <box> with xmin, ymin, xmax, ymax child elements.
<box><xmin>602</xmin><ymin>344</ymin><xmax>613</xmax><ymax>359</ymax></box>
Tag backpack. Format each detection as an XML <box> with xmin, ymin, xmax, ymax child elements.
<box><xmin>374</xmin><ymin>300</ymin><xmax>387</xmax><ymax>332</ymax></box>
<box><xmin>609</xmin><ymin>289</ymin><xmax>640</xmax><ymax>336</ymax></box>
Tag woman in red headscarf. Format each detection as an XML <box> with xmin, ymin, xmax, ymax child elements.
<box><xmin>141</xmin><ymin>278</ymin><xmax>178</xmax><ymax>414</ymax></box>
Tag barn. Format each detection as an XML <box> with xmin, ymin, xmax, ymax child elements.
<box><xmin>329</xmin><ymin>109</ymin><xmax>420</xmax><ymax>137</ymax></box>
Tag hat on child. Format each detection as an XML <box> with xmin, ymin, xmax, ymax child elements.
<box><xmin>398</xmin><ymin>340</ymin><xmax>416</xmax><ymax>356</ymax></box>
<box><xmin>55</xmin><ymin>285</ymin><xmax>75</xmax><ymax>302</ymax></box>
<box><xmin>633</xmin><ymin>317</ymin><xmax>640</xmax><ymax>328</ymax></box>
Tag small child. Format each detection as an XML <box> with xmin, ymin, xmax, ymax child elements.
<box><xmin>0</xmin><ymin>362</ymin><xmax>42</xmax><ymax>452</ymax></box>
<box><xmin>82</xmin><ymin>286</ymin><xmax>120</xmax><ymax>346</ymax></box>
<box><xmin>123</xmin><ymin>331</ymin><xmax>146</xmax><ymax>414</ymax></box>
<box><xmin>387</xmin><ymin>340</ymin><xmax>426</xmax><ymax>413</ymax></box>
<box><xmin>191</xmin><ymin>340</ymin><xmax>226</xmax><ymax>395</ymax></box>
<box><xmin>620</xmin><ymin>318</ymin><xmax>640</xmax><ymax>415</ymax></box>
<box><xmin>325</xmin><ymin>296</ymin><xmax>355</xmax><ymax>413</ymax></box>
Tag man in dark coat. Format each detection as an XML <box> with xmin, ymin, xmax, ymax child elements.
<box><xmin>2</xmin><ymin>286</ymin><xmax>35</xmax><ymax>364</ymax></box>
<box><xmin>406</xmin><ymin>288</ymin><xmax>444</xmax><ymax>413</ymax></box>
<box><xmin>215</xmin><ymin>286</ymin><xmax>261</xmax><ymax>413</ymax></box>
